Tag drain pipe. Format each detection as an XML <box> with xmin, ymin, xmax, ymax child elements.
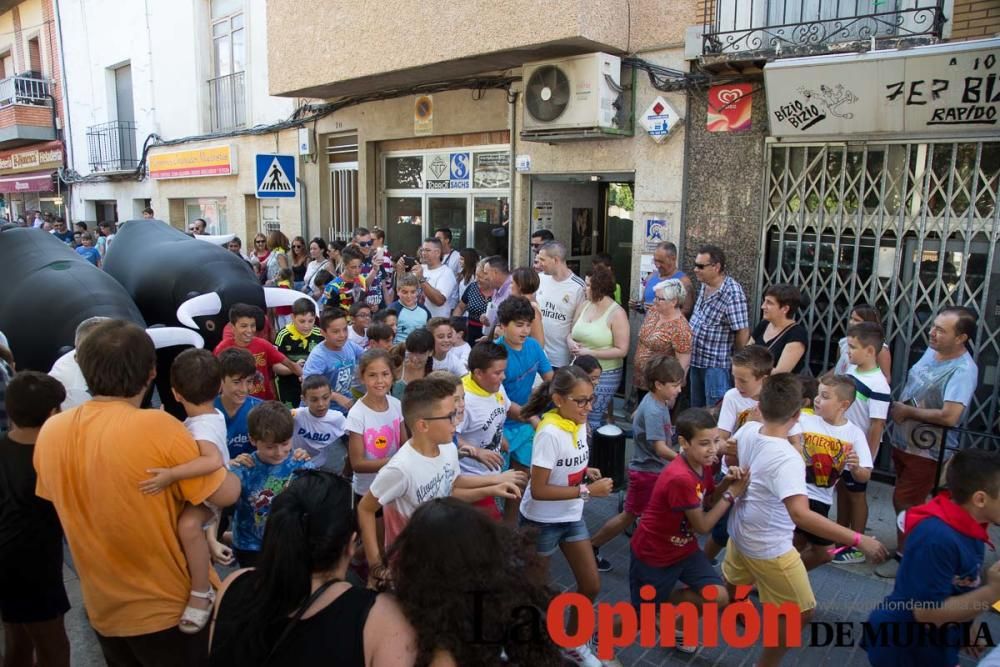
<box><xmin>297</xmin><ymin>176</ymin><xmax>307</xmax><ymax>238</ymax></box>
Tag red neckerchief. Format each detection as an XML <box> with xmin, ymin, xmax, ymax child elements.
<box><xmin>904</xmin><ymin>491</ymin><xmax>994</xmax><ymax>550</ymax></box>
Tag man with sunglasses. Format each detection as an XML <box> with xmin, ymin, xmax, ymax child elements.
<box><xmin>688</xmin><ymin>244</ymin><xmax>749</xmax><ymax>408</ymax></box>
<box><xmin>352</xmin><ymin>227</ymin><xmax>391</xmax><ymax>309</ymax></box>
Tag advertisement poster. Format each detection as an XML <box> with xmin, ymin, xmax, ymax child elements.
<box><xmin>707</xmin><ymin>83</ymin><xmax>753</xmax><ymax>133</ymax></box>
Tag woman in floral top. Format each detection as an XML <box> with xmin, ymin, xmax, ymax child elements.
<box><xmin>633</xmin><ymin>278</ymin><xmax>692</xmax><ymax>395</ymax></box>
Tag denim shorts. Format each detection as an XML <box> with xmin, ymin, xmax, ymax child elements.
<box><xmin>629</xmin><ymin>547</ymin><xmax>723</xmax><ymax>608</ymax></box>
<box><xmin>519</xmin><ymin>515</ymin><xmax>590</xmax><ymax>556</ymax></box>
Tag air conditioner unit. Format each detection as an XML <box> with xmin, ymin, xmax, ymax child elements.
<box><xmin>521</xmin><ymin>53</ymin><xmax>622</xmax><ymax>134</ymax></box>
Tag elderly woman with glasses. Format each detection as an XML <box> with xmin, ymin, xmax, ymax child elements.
<box><xmin>633</xmin><ymin>278</ymin><xmax>692</xmax><ymax>399</ymax></box>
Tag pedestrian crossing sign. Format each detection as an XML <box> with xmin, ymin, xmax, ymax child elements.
<box><xmin>255</xmin><ymin>154</ymin><xmax>296</xmax><ymax>198</ymax></box>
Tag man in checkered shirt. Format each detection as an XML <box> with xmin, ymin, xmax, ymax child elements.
<box><xmin>688</xmin><ymin>244</ymin><xmax>750</xmax><ymax>408</ymax></box>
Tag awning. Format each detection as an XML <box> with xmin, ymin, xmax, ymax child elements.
<box><xmin>0</xmin><ymin>170</ymin><xmax>55</xmax><ymax>194</ymax></box>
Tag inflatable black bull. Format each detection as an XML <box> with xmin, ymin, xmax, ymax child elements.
<box><xmin>0</xmin><ymin>227</ymin><xmax>201</xmax><ymax>372</ymax></box>
<box><xmin>103</xmin><ymin>221</ymin><xmax>310</xmax><ymax>415</ymax></box>
<box><xmin>103</xmin><ymin>220</ymin><xmax>308</xmax><ymax>349</ymax></box>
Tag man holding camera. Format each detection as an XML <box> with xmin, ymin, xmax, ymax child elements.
<box><xmin>397</xmin><ymin>237</ymin><xmax>458</xmax><ymax>319</ymax></box>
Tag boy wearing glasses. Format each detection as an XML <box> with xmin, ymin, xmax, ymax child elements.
<box><xmin>358</xmin><ymin>376</ymin><xmax>524</xmax><ymax>578</ymax></box>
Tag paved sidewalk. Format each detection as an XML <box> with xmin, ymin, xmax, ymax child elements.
<box><xmin>9</xmin><ymin>453</ymin><xmax>1000</xmax><ymax>665</ymax></box>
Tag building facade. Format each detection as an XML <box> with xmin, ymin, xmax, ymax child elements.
<box><xmin>0</xmin><ymin>0</ymin><xmax>65</xmax><ymax>222</ymax></box>
<box><xmin>266</xmin><ymin>0</ymin><xmax>701</xmax><ymax>308</ymax></box>
<box><xmin>687</xmin><ymin>0</ymin><xmax>1000</xmax><ymax>467</ymax></box>
<box><xmin>58</xmin><ymin>0</ymin><xmax>301</xmax><ymax>240</ymax></box>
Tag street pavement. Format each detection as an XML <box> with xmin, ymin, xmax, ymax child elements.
<box><xmin>8</xmin><ymin>439</ymin><xmax>1000</xmax><ymax>665</ymax></box>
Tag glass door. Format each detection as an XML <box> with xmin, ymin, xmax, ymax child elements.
<box><xmin>428</xmin><ymin>196</ymin><xmax>468</xmax><ymax>251</ymax></box>
<box><xmin>386</xmin><ymin>197</ymin><xmax>423</xmax><ymax>258</ymax></box>
<box><xmin>473</xmin><ymin>196</ymin><xmax>508</xmax><ymax>258</ymax></box>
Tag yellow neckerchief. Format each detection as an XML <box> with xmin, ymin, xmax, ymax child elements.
<box><xmin>801</xmin><ymin>407</ymin><xmax>815</xmax><ymax>415</ymax></box>
<box><xmin>462</xmin><ymin>373</ymin><xmax>503</xmax><ymax>405</ymax></box>
<box><xmin>285</xmin><ymin>324</ymin><xmax>315</xmax><ymax>345</ymax></box>
<box><xmin>538</xmin><ymin>409</ymin><xmax>585</xmax><ymax>448</ymax></box>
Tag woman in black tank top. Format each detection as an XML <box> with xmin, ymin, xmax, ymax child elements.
<box><xmin>210</xmin><ymin>472</ymin><xmax>416</xmax><ymax>666</ymax></box>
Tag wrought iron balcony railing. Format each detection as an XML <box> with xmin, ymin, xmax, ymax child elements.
<box><xmin>0</xmin><ymin>75</ymin><xmax>52</xmax><ymax>107</ymax></box>
<box><xmin>208</xmin><ymin>71</ymin><xmax>246</xmax><ymax>132</ymax></box>
<box><xmin>86</xmin><ymin>120</ymin><xmax>138</xmax><ymax>172</ymax></box>
<box><xmin>702</xmin><ymin>0</ymin><xmax>946</xmax><ymax>57</ymax></box>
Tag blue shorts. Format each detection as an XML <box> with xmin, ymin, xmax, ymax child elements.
<box><xmin>505</xmin><ymin>421</ymin><xmax>535</xmax><ymax>467</ymax></box>
<box><xmin>629</xmin><ymin>547</ymin><xmax>723</xmax><ymax>608</ymax></box>
<box><xmin>519</xmin><ymin>515</ymin><xmax>590</xmax><ymax>556</ymax></box>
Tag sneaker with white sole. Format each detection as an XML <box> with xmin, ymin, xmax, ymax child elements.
<box><xmin>593</xmin><ymin>547</ymin><xmax>612</xmax><ymax>573</ymax></box>
<box><xmin>832</xmin><ymin>547</ymin><xmax>866</xmax><ymax>564</ymax></box>
<box><xmin>561</xmin><ymin>641</ymin><xmax>604</xmax><ymax>667</ymax></box>
<box><xmin>674</xmin><ymin>631</ymin><xmax>698</xmax><ymax>654</ymax></box>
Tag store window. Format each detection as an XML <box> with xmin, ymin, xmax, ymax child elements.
<box><xmin>185</xmin><ymin>197</ymin><xmax>228</xmax><ymax>234</ymax></box>
<box><xmin>382</xmin><ymin>146</ymin><xmax>510</xmax><ymax>257</ymax></box>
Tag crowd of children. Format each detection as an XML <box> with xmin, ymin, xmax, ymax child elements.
<box><xmin>2</xmin><ymin>222</ymin><xmax>997</xmax><ymax>667</ymax></box>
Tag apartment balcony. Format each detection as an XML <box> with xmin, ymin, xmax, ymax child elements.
<box><xmin>0</xmin><ymin>75</ymin><xmax>55</xmax><ymax>148</ymax></box>
<box><xmin>701</xmin><ymin>0</ymin><xmax>946</xmax><ymax>60</ymax></box>
<box><xmin>208</xmin><ymin>71</ymin><xmax>246</xmax><ymax>132</ymax></box>
<box><xmin>86</xmin><ymin>120</ymin><xmax>138</xmax><ymax>173</ymax></box>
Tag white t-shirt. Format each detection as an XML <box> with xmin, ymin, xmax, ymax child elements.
<box><xmin>185</xmin><ymin>411</ymin><xmax>229</xmax><ymax>466</ymax></box>
<box><xmin>345</xmin><ymin>396</ymin><xmax>405</xmax><ymax>495</ymax></box>
<box><xmin>727</xmin><ymin>421</ymin><xmax>807</xmax><ymax>560</ymax></box>
<box><xmin>347</xmin><ymin>326</ymin><xmax>368</xmax><ymax>350</ymax></box>
<box><xmin>423</xmin><ymin>264</ymin><xmax>458</xmax><ymax>318</ymax></box>
<box><xmin>432</xmin><ymin>344</ymin><xmax>470</xmax><ymax>377</ymax></box>
<box><xmin>519</xmin><ymin>423</ymin><xmax>589</xmax><ymax>523</ymax></box>
<box><xmin>717</xmin><ymin>388</ymin><xmax>758</xmax><ymax>435</ymax></box>
<box><xmin>442</xmin><ymin>248</ymin><xmax>461</xmax><ymax>277</ymax></box>
<box><xmin>457</xmin><ymin>384</ymin><xmax>511</xmax><ymax>475</ymax></box>
<box><xmin>49</xmin><ymin>350</ymin><xmax>90</xmax><ymax>411</ymax></box>
<box><xmin>292</xmin><ymin>408</ymin><xmax>348</xmax><ymax>472</ymax></box>
<box><xmin>537</xmin><ymin>272</ymin><xmax>586</xmax><ymax>367</ymax></box>
<box><xmin>798</xmin><ymin>413</ymin><xmax>872</xmax><ymax>505</ymax></box>
<box><xmin>370</xmin><ymin>441</ymin><xmax>460</xmax><ymax>547</ymax></box>
<box><xmin>844</xmin><ymin>364</ymin><xmax>891</xmax><ymax>441</ymax></box>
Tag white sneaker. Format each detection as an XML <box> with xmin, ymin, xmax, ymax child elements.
<box><xmin>561</xmin><ymin>641</ymin><xmax>605</xmax><ymax>667</ymax></box>
<box><xmin>674</xmin><ymin>631</ymin><xmax>698</xmax><ymax>654</ymax></box>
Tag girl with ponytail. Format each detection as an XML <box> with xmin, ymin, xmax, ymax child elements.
<box><xmin>518</xmin><ymin>366</ymin><xmax>615</xmax><ymax>665</ymax></box>
<box><xmin>209</xmin><ymin>471</ymin><xmax>416</xmax><ymax>666</ymax></box>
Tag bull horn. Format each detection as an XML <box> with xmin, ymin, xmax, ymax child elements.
<box><xmin>194</xmin><ymin>233</ymin><xmax>236</xmax><ymax>245</ymax></box>
<box><xmin>145</xmin><ymin>327</ymin><xmax>205</xmax><ymax>350</ymax></box>
<box><xmin>176</xmin><ymin>292</ymin><xmax>222</xmax><ymax>328</ymax></box>
<box><xmin>264</xmin><ymin>287</ymin><xmax>318</xmax><ymax>313</ymax></box>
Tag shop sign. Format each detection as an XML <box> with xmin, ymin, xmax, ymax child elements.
<box><xmin>765</xmin><ymin>38</ymin><xmax>1000</xmax><ymax>137</ymax></box>
<box><xmin>0</xmin><ymin>144</ymin><xmax>63</xmax><ymax>174</ymax></box>
<box><xmin>425</xmin><ymin>152</ymin><xmax>470</xmax><ymax>190</ymax></box>
<box><xmin>473</xmin><ymin>151</ymin><xmax>510</xmax><ymax>188</ymax></box>
<box><xmin>149</xmin><ymin>145</ymin><xmax>237</xmax><ymax>179</ymax></box>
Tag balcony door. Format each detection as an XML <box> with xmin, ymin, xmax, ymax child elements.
<box><xmin>113</xmin><ymin>64</ymin><xmax>137</xmax><ymax>169</ymax></box>
<box><xmin>210</xmin><ymin>0</ymin><xmax>246</xmax><ymax>131</ymax></box>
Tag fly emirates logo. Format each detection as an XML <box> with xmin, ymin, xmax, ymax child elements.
<box><xmin>541</xmin><ymin>301</ymin><xmax>569</xmax><ymax>322</ymax></box>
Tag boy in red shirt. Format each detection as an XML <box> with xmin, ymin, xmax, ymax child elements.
<box><xmin>214</xmin><ymin>303</ymin><xmax>301</xmax><ymax>401</ymax></box>
<box><xmin>628</xmin><ymin>408</ymin><xmax>750</xmax><ymax>651</ymax></box>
